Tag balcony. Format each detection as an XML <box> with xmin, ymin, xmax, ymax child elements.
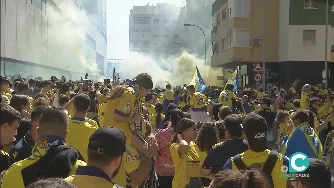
<box><xmin>211</xmin><ymin>47</ymin><xmax>251</xmax><ymax>66</ymax></box>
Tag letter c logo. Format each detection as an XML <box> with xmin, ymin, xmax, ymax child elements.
<box><xmin>289</xmin><ymin>152</ymin><xmax>309</xmax><ymax>172</ymax></box>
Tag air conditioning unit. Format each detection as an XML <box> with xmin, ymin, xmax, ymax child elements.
<box><xmin>212</xmin><ymin>26</ymin><xmax>217</xmax><ymax>33</ymax></box>
<box><xmin>251</xmin><ymin>39</ymin><xmax>262</xmax><ymax>46</ymax></box>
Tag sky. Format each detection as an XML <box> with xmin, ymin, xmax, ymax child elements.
<box><xmin>107</xmin><ymin>0</ymin><xmax>185</xmax><ymax>59</ymax></box>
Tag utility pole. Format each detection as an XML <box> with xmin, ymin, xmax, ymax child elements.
<box><xmin>324</xmin><ymin>0</ymin><xmax>329</xmax><ymax>87</ymax></box>
<box><xmin>262</xmin><ymin>0</ymin><xmax>267</xmax><ymax>91</ymax></box>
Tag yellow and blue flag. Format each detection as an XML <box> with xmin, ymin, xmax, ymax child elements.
<box><xmin>224</xmin><ymin>67</ymin><xmax>239</xmax><ymax>93</ymax></box>
<box><xmin>189</xmin><ymin>66</ymin><xmax>207</xmax><ymax>92</ymax></box>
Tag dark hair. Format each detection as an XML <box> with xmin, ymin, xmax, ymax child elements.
<box><xmin>87</xmin><ymin>150</ymin><xmax>116</xmax><ymax>166</ymax></box>
<box><xmin>164</xmin><ymin>103</ymin><xmax>177</xmax><ymax>123</ymax></box>
<box><xmin>306</xmin><ymin>110</ymin><xmax>315</xmax><ymax>128</ymax></box>
<box><xmin>58</xmin><ymin>94</ymin><xmax>70</xmax><ymax>107</ymax></box>
<box><xmin>73</xmin><ymin>94</ymin><xmax>91</xmax><ymax>112</ymax></box>
<box><xmin>196</xmin><ymin>122</ymin><xmax>219</xmax><ymax>152</ymax></box>
<box><xmin>219</xmin><ymin>106</ymin><xmax>232</xmax><ymax>120</ymax></box>
<box><xmin>212</xmin><ymin>104</ymin><xmax>222</xmax><ymax>121</ymax></box>
<box><xmin>170</xmin><ymin>109</ymin><xmax>184</xmax><ymax>129</ymax></box>
<box><xmin>276</xmin><ymin>111</ymin><xmax>289</xmax><ymax>123</ymax></box>
<box><xmin>262</xmin><ymin>97</ymin><xmax>271</xmax><ymax>107</ymax></box>
<box><xmin>135</xmin><ymin>73</ymin><xmax>153</xmax><ymax>89</ymax></box>
<box><xmin>215</xmin><ymin>120</ymin><xmax>226</xmax><ymax>141</ymax></box>
<box><xmin>293</xmin><ymin>99</ymin><xmax>301</xmax><ymax>108</ymax></box>
<box><xmin>155</xmin><ymin>102</ymin><xmax>164</xmax><ymax>129</ymax></box>
<box><xmin>10</xmin><ymin>95</ymin><xmax>30</xmax><ymax>112</ymax></box>
<box><xmin>183</xmin><ymin>112</ymin><xmax>191</xmax><ymax>119</ymax></box>
<box><xmin>210</xmin><ymin>169</ymin><xmax>270</xmax><ymax>188</ymax></box>
<box><xmin>31</xmin><ymin>106</ymin><xmax>48</xmax><ymax>122</ymax></box>
<box><xmin>166</xmin><ymin>84</ymin><xmax>171</xmax><ymax>89</ymax></box>
<box><xmin>33</xmin><ymin>97</ymin><xmax>49</xmax><ymax>108</ymax></box>
<box><xmin>293</xmin><ymin>110</ymin><xmax>309</xmax><ymax>124</ymax></box>
<box><xmin>26</xmin><ymin>178</ymin><xmax>76</xmax><ymax>188</ymax></box>
<box><xmin>296</xmin><ymin>158</ymin><xmax>331</xmax><ymax>188</ymax></box>
<box><xmin>17</xmin><ymin>81</ymin><xmax>29</xmax><ymax>93</ymax></box>
<box><xmin>39</xmin><ymin>107</ymin><xmax>68</xmax><ymax>135</ymax></box>
<box><xmin>171</xmin><ymin>118</ymin><xmax>195</xmax><ymax>143</ymax></box>
<box><xmin>1</xmin><ymin>104</ymin><xmax>21</xmax><ymax>126</ymax></box>
<box><xmin>224</xmin><ymin>114</ymin><xmax>243</xmax><ymax>138</ymax></box>
<box><xmin>42</xmin><ymin>80</ymin><xmax>52</xmax><ymax>88</ymax></box>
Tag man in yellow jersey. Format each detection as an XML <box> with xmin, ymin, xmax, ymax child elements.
<box><xmin>65</xmin><ymin>126</ymin><xmax>126</xmax><ymax>188</ymax></box>
<box><xmin>0</xmin><ymin>76</ymin><xmax>12</xmax><ymax>101</ymax></box>
<box><xmin>300</xmin><ymin>84</ymin><xmax>311</xmax><ymax>110</ymax></box>
<box><xmin>103</xmin><ymin>73</ymin><xmax>154</xmax><ymax>159</ymax></box>
<box><xmin>257</xmin><ymin>88</ymin><xmax>265</xmax><ymax>100</ymax></box>
<box><xmin>66</xmin><ymin>94</ymin><xmax>97</xmax><ymax>162</ymax></box>
<box><xmin>186</xmin><ymin>84</ymin><xmax>208</xmax><ymax>123</ymax></box>
<box><xmin>0</xmin><ymin>108</ymin><xmax>85</xmax><ymax>188</ymax></box>
<box><xmin>223</xmin><ymin>113</ymin><xmax>289</xmax><ymax>188</ymax></box>
<box><xmin>163</xmin><ymin>84</ymin><xmax>174</xmax><ymax>113</ymax></box>
<box><xmin>0</xmin><ymin>104</ymin><xmax>21</xmax><ymax>173</ymax></box>
<box><xmin>219</xmin><ymin>84</ymin><xmax>238</xmax><ymax>108</ymax></box>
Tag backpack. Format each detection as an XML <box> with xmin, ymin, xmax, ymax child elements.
<box><xmin>232</xmin><ymin>151</ymin><xmax>278</xmax><ymax>187</ymax></box>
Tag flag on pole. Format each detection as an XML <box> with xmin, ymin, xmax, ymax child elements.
<box><xmin>189</xmin><ymin>66</ymin><xmax>207</xmax><ymax>92</ymax></box>
<box><xmin>224</xmin><ymin>67</ymin><xmax>239</xmax><ymax>93</ymax></box>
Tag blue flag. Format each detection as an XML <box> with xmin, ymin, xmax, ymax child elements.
<box><xmin>189</xmin><ymin>66</ymin><xmax>207</xmax><ymax>92</ymax></box>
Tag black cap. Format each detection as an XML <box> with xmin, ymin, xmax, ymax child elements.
<box><xmin>243</xmin><ymin>113</ymin><xmax>268</xmax><ymax>151</ymax></box>
<box><xmin>88</xmin><ymin>126</ymin><xmax>130</xmax><ymax>157</ymax></box>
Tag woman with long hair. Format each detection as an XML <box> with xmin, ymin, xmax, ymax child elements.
<box><xmin>195</xmin><ymin>122</ymin><xmax>219</xmax><ymax>187</ymax></box>
<box><xmin>155</xmin><ymin>109</ymin><xmax>185</xmax><ymax>188</ymax></box>
<box><xmin>170</xmin><ymin>118</ymin><xmax>201</xmax><ymax>188</ymax></box>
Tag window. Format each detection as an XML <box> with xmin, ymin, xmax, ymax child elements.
<box><xmin>227</xmin><ymin>31</ymin><xmax>233</xmax><ymax>48</ymax></box>
<box><xmin>143</xmin><ymin>41</ymin><xmax>150</xmax><ymax>48</ymax></box>
<box><xmin>222</xmin><ymin>8</ymin><xmax>227</xmax><ymax>21</ymax></box>
<box><xmin>304</xmin><ymin>0</ymin><xmax>317</xmax><ymax>8</ymax></box>
<box><xmin>303</xmin><ymin>30</ymin><xmax>316</xmax><ymax>45</ymax></box>
<box><xmin>212</xmin><ymin>42</ymin><xmax>219</xmax><ymax>55</ymax></box>
<box><xmin>173</xmin><ymin>35</ymin><xmax>180</xmax><ymax>39</ymax></box>
<box><xmin>164</xmin><ymin>19</ymin><xmax>169</xmax><ymax>24</ymax></box>
<box><xmin>222</xmin><ymin>38</ymin><xmax>226</xmax><ymax>51</ymax></box>
<box><xmin>32</xmin><ymin>0</ymin><xmax>42</xmax><ymax>10</ymax></box>
<box><xmin>154</xmin><ymin>19</ymin><xmax>159</xmax><ymax>23</ymax></box>
<box><xmin>216</xmin><ymin>13</ymin><xmax>221</xmax><ymax>25</ymax></box>
<box><xmin>134</xmin><ymin>17</ymin><xmax>150</xmax><ymax>24</ymax></box>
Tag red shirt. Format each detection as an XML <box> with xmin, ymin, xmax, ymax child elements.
<box><xmin>155</xmin><ymin>126</ymin><xmax>175</xmax><ymax>176</ymax></box>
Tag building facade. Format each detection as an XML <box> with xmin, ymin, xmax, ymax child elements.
<box><xmin>211</xmin><ymin>0</ymin><xmax>334</xmax><ymax>87</ymax></box>
<box><xmin>0</xmin><ymin>0</ymin><xmax>107</xmax><ymax>81</ymax></box>
<box><xmin>129</xmin><ymin>3</ymin><xmax>188</xmax><ymax>56</ymax></box>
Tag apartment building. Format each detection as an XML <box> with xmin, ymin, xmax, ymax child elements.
<box><xmin>129</xmin><ymin>3</ymin><xmax>188</xmax><ymax>56</ymax></box>
<box><xmin>211</xmin><ymin>0</ymin><xmax>334</xmax><ymax>87</ymax></box>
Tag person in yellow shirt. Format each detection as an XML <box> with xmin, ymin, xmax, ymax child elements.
<box><xmin>300</xmin><ymin>84</ymin><xmax>311</xmax><ymax>110</ymax></box>
<box><xmin>0</xmin><ymin>108</ymin><xmax>85</xmax><ymax>188</ymax></box>
<box><xmin>148</xmin><ymin>102</ymin><xmax>165</xmax><ymax>130</ymax></box>
<box><xmin>144</xmin><ymin>93</ymin><xmax>156</xmax><ymax>116</ymax></box>
<box><xmin>65</xmin><ymin>126</ymin><xmax>126</xmax><ymax>188</ymax></box>
<box><xmin>102</xmin><ymin>73</ymin><xmax>154</xmax><ymax>159</ymax></box>
<box><xmin>163</xmin><ymin>84</ymin><xmax>174</xmax><ymax>113</ymax></box>
<box><xmin>170</xmin><ymin>118</ymin><xmax>201</xmax><ymax>188</ymax></box>
<box><xmin>223</xmin><ymin>113</ymin><xmax>289</xmax><ymax>188</ymax></box>
<box><xmin>256</xmin><ymin>88</ymin><xmax>265</xmax><ymax>100</ymax></box>
<box><xmin>187</xmin><ymin>85</ymin><xmax>208</xmax><ymax>123</ymax></box>
<box><xmin>0</xmin><ymin>76</ymin><xmax>12</xmax><ymax>101</ymax></box>
<box><xmin>219</xmin><ymin>84</ymin><xmax>238</xmax><ymax>108</ymax></box>
<box><xmin>66</xmin><ymin>94</ymin><xmax>97</xmax><ymax>162</ymax></box>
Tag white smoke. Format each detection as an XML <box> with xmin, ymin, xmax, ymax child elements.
<box><xmin>120</xmin><ymin>51</ymin><xmax>222</xmax><ymax>87</ymax></box>
<box><xmin>45</xmin><ymin>1</ymin><xmax>100</xmax><ymax>80</ymax></box>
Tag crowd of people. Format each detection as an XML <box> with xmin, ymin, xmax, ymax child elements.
<box><xmin>0</xmin><ymin>73</ymin><xmax>333</xmax><ymax>188</ymax></box>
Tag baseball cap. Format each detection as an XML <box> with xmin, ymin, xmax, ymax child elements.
<box><xmin>243</xmin><ymin>113</ymin><xmax>268</xmax><ymax>152</ymax></box>
<box><xmin>88</xmin><ymin>126</ymin><xmax>131</xmax><ymax>157</ymax></box>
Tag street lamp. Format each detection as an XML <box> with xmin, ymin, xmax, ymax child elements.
<box><xmin>324</xmin><ymin>0</ymin><xmax>329</xmax><ymax>87</ymax></box>
<box><xmin>184</xmin><ymin>24</ymin><xmax>207</xmax><ymax>64</ymax></box>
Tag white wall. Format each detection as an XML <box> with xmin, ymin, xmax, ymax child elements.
<box><xmin>278</xmin><ymin>0</ymin><xmax>290</xmax><ymax>62</ymax></box>
<box><xmin>288</xmin><ymin>25</ymin><xmax>332</xmax><ymax>61</ymax></box>
<box><xmin>228</xmin><ymin>0</ymin><xmax>250</xmax><ymax>18</ymax></box>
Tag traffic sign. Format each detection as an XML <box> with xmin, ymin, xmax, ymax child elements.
<box><xmin>253</xmin><ymin>63</ymin><xmax>262</xmax><ymax>72</ymax></box>
<box><xmin>255</xmin><ymin>73</ymin><xmax>262</xmax><ymax>82</ymax></box>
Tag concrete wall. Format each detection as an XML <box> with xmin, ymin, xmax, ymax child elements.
<box><xmin>288</xmin><ymin>25</ymin><xmax>332</xmax><ymax>61</ymax></box>
<box><xmin>1</xmin><ymin>0</ymin><xmax>107</xmax><ymax>80</ymax></box>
